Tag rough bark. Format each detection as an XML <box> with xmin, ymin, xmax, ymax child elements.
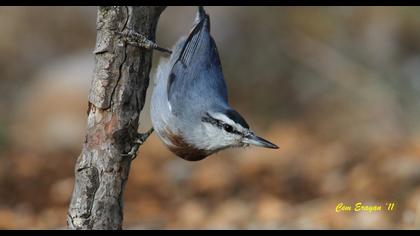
<box><xmin>67</xmin><ymin>6</ymin><xmax>166</xmax><ymax>230</ymax></box>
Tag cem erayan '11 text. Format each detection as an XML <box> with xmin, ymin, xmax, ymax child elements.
<box><xmin>336</xmin><ymin>202</ymin><xmax>396</xmax><ymax>213</ymax></box>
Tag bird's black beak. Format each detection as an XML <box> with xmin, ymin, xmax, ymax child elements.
<box><xmin>243</xmin><ymin>133</ymin><xmax>279</xmax><ymax>149</ymax></box>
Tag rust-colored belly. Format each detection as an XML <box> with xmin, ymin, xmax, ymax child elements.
<box><xmin>163</xmin><ymin>127</ymin><xmax>209</xmax><ymax>161</ymax></box>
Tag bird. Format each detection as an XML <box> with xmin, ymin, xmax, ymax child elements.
<box><xmin>150</xmin><ymin>6</ymin><xmax>278</xmax><ymax>161</ymax></box>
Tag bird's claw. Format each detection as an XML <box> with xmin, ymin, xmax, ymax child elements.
<box><xmin>121</xmin><ymin>128</ymin><xmax>154</xmax><ymax>160</ymax></box>
<box><xmin>116</xmin><ymin>29</ymin><xmax>172</xmax><ymax>54</ymax></box>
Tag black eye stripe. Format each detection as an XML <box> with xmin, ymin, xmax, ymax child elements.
<box><xmin>230</xmin><ymin>129</ymin><xmax>242</xmax><ymax>135</ymax></box>
<box><xmin>202</xmin><ymin>113</ymin><xmax>242</xmax><ymax>135</ymax></box>
<box><xmin>201</xmin><ymin>115</ymin><xmax>218</xmax><ymax>126</ymax></box>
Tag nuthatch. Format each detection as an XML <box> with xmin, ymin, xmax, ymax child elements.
<box><xmin>150</xmin><ymin>6</ymin><xmax>278</xmax><ymax>161</ymax></box>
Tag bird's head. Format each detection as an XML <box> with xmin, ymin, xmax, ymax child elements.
<box><xmin>199</xmin><ymin>108</ymin><xmax>279</xmax><ymax>152</ymax></box>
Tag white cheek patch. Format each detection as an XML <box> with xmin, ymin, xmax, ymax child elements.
<box><xmin>193</xmin><ymin>123</ymin><xmax>219</xmax><ymax>150</ymax></box>
<box><xmin>203</xmin><ymin>122</ymin><xmax>220</xmax><ymax>138</ymax></box>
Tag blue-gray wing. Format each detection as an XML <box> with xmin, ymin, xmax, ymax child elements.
<box><xmin>167</xmin><ymin>8</ymin><xmax>228</xmax><ymax>117</ymax></box>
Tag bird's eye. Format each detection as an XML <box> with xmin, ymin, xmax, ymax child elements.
<box><xmin>223</xmin><ymin>124</ymin><xmax>234</xmax><ymax>133</ymax></box>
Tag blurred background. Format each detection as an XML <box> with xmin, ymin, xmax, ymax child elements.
<box><xmin>1</xmin><ymin>6</ymin><xmax>420</xmax><ymax>229</ymax></box>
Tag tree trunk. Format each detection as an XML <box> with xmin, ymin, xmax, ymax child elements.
<box><xmin>67</xmin><ymin>6</ymin><xmax>166</xmax><ymax>230</ymax></box>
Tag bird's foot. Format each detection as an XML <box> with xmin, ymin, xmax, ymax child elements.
<box><xmin>121</xmin><ymin>128</ymin><xmax>154</xmax><ymax>160</ymax></box>
<box><xmin>116</xmin><ymin>29</ymin><xmax>172</xmax><ymax>54</ymax></box>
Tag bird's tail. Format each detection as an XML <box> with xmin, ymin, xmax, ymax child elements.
<box><xmin>196</xmin><ymin>6</ymin><xmax>206</xmax><ymax>21</ymax></box>
<box><xmin>176</xmin><ymin>6</ymin><xmax>212</xmax><ymax>65</ymax></box>
<box><xmin>193</xmin><ymin>6</ymin><xmax>210</xmax><ymax>32</ymax></box>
